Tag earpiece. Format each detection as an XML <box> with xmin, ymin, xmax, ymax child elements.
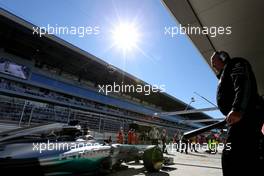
<box><xmin>213</xmin><ymin>51</ymin><xmax>230</xmax><ymax>63</ymax></box>
<box><xmin>219</xmin><ymin>52</ymin><xmax>228</xmax><ymax>62</ymax></box>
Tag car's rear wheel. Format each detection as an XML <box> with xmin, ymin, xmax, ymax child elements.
<box><xmin>143</xmin><ymin>146</ymin><xmax>163</xmax><ymax>172</ymax></box>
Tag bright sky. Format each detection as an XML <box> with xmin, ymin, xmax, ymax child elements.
<box><xmin>0</xmin><ymin>0</ymin><xmax>223</xmax><ymax>118</ymax></box>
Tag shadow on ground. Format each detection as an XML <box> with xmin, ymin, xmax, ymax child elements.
<box><xmin>107</xmin><ymin>164</ymin><xmax>177</xmax><ymax>176</ymax></box>
<box><xmin>173</xmin><ymin>162</ymin><xmax>222</xmax><ymax>170</ymax></box>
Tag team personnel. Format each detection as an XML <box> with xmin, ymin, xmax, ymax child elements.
<box><xmin>117</xmin><ymin>127</ymin><xmax>124</xmax><ymax>144</ymax></box>
<box><xmin>211</xmin><ymin>51</ymin><xmax>264</xmax><ymax>175</ymax></box>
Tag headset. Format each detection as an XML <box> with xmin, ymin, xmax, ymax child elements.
<box><xmin>212</xmin><ymin>51</ymin><xmax>230</xmax><ymax>63</ymax></box>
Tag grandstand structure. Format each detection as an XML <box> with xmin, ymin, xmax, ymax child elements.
<box><xmin>0</xmin><ymin>8</ymin><xmax>213</xmax><ymax>138</ymax></box>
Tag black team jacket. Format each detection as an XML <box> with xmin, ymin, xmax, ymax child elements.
<box><xmin>216</xmin><ymin>57</ymin><xmax>263</xmax><ymax>124</ymax></box>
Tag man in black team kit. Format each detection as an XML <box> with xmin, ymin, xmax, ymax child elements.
<box><xmin>210</xmin><ymin>51</ymin><xmax>264</xmax><ymax>175</ymax></box>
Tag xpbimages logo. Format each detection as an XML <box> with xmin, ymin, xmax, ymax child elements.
<box><xmin>32</xmin><ymin>24</ymin><xmax>100</xmax><ymax>37</ymax></box>
<box><xmin>164</xmin><ymin>24</ymin><xmax>232</xmax><ymax>38</ymax></box>
<box><xmin>32</xmin><ymin>141</ymin><xmax>101</xmax><ymax>153</ymax></box>
<box><xmin>98</xmin><ymin>82</ymin><xmax>166</xmax><ymax>95</ymax></box>
<box><xmin>166</xmin><ymin>142</ymin><xmax>232</xmax><ymax>154</ymax></box>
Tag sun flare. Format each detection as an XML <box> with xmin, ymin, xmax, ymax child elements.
<box><xmin>112</xmin><ymin>22</ymin><xmax>140</xmax><ymax>53</ymax></box>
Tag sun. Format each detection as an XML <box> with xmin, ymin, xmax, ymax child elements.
<box><xmin>112</xmin><ymin>22</ymin><xmax>140</xmax><ymax>53</ymax></box>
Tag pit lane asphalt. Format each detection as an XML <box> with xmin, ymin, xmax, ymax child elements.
<box><xmin>108</xmin><ymin>150</ymin><xmax>222</xmax><ymax>176</ymax></box>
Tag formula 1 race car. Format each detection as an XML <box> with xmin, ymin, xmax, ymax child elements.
<box><xmin>0</xmin><ymin>122</ymin><xmax>164</xmax><ymax>175</ymax></box>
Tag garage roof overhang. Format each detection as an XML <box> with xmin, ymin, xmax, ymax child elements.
<box><xmin>162</xmin><ymin>0</ymin><xmax>264</xmax><ymax>95</ymax></box>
